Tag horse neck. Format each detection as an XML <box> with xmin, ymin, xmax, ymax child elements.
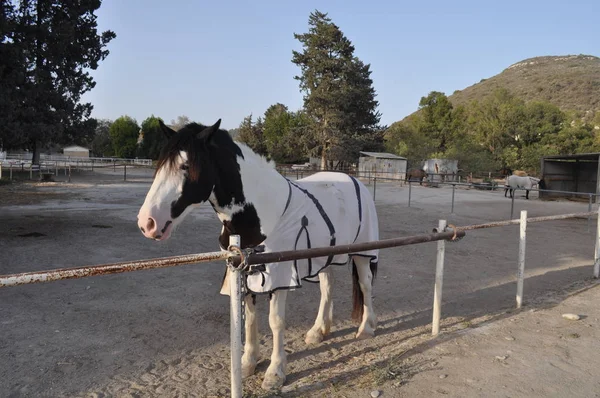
<box><xmin>212</xmin><ymin>144</ymin><xmax>289</xmax><ymax>237</ymax></box>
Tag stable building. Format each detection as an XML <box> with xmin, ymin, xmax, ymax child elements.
<box><xmin>63</xmin><ymin>145</ymin><xmax>90</xmax><ymax>158</ymax></box>
<box><xmin>358</xmin><ymin>152</ymin><xmax>407</xmax><ymax>181</ymax></box>
<box><xmin>540</xmin><ymin>153</ymin><xmax>600</xmax><ymax>202</ymax></box>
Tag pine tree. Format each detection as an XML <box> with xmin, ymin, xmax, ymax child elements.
<box><xmin>292</xmin><ymin>10</ymin><xmax>381</xmax><ymax>168</ymax></box>
<box><xmin>0</xmin><ymin>0</ymin><xmax>115</xmax><ymax>163</ymax></box>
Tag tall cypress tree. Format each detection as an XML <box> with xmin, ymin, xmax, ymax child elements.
<box><xmin>0</xmin><ymin>0</ymin><xmax>115</xmax><ymax>163</ymax></box>
<box><xmin>292</xmin><ymin>10</ymin><xmax>381</xmax><ymax>168</ymax></box>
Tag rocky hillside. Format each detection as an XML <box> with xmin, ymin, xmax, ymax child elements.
<box><xmin>448</xmin><ymin>54</ymin><xmax>600</xmax><ymax>114</ymax></box>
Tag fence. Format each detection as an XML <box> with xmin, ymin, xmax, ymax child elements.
<box><xmin>1</xmin><ymin>207</ymin><xmax>599</xmax><ymax>397</ymax></box>
<box><xmin>0</xmin><ymin>159</ymin><xmax>154</xmax><ymax>182</ymax></box>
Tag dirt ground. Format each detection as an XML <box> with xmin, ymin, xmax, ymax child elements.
<box><xmin>0</xmin><ymin>168</ymin><xmax>599</xmax><ymax>398</ymax></box>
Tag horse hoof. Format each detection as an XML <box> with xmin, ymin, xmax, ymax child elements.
<box><xmin>241</xmin><ymin>359</ymin><xmax>257</xmax><ymax>378</ymax></box>
<box><xmin>305</xmin><ymin>328</ymin><xmax>324</xmax><ymax>345</ymax></box>
<box><xmin>261</xmin><ymin>372</ymin><xmax>286</xmax><ymax>391</ymax></box>
<box><xmin>355</xmin><ymin>328</ymin><xmax>375</xmax><ymax>340</ymax></box>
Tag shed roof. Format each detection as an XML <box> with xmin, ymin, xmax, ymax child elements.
<box><xmin>359</xmin><ymin>151</ymin><xmax>407</xmax><ymax>160</ymax></box>
<box><xmin>542</xmin><ymin>153</ymin><xmax>600</xmax><ymax>161</ymax></box>
<box><xmin>63</xmin><ymin>145</ymin><xmax>89</xmax><ymax>151</ymax></box>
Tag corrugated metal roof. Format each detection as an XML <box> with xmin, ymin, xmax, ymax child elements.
<box><xmin>542</xmin><ymin>153</ymin><xmax>600</xmax><ymax>161</ymax></box>
<box><xmin>63</xmin><ymin>145</ymin><xmax>89</xmax><ymax>151</ymax></box>
<box><xmin>359</xmin><ymin>151</ymin><xmax>406</xmax><ymax>160</ymax></box>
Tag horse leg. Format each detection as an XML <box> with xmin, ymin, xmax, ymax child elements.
<box><xmin>305</xmin><ymin>267</ymin><xmax>333</xmax><ymax>345</ymax></box>
<box><xmin>262</xmin><ymin>290</ymin><xmax>288</xmax><ymax>390</ymax></box>
<box><xmin>241</xmin><ymin>294</ymin><xmax>259</xmax><ymax>378</ymax></box>
<box><xmin>526</xmin><ymin>189</ymin><xmax>530</xmax><ymax>199</ymax></box>
<box><xmin>352</xmin><ymin>256</ymin><xmax>377</xmax><ymax>339</ymax></box>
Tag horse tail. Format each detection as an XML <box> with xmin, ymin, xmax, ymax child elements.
<box><xmin>351</xmin><ymin>258</ymin><xmax>378</xmax><ymax>323</ymax></box>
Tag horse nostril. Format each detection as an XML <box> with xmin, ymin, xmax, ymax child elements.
<box><xmin>140</xmin><ymin>227</ymin><xmax>145</xmax><ymax>233</ymax></box>
<box><xmin>147</xmin><ymin>218</ymin><xmax>155</xmax><ymax>231</ymax></box>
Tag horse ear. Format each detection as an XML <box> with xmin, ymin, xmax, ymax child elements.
<box><xmin>159</xmin><ymin>119</ymin><xmax>176</xmax><ymax>139</ymax></box>
<box><xmin>197</xmin><ymin>119</ymin><xmax>222</xmax><ymax>141</ymax></box>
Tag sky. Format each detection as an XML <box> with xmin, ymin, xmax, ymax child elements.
<box><xmin>82</xmin><ymin>0</ymin><xmax>600</xmax><ymax>130</ymax></box>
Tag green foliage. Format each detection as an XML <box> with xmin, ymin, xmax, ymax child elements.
<box><xmin>138</xmin><ymin>115</ymin><xmax>166</xmax><ymax>160</ymax></box>
<box><xmin>109</xmin><ymin>116</ymin><xmax>139</xmax><ymax>158</ymax></box>
<box><xmin>236</xmin><ymin>115</ymin><xmax>267</xmax><ymax>157</ymax></box>
<box><xmin>292</xmin><ymin>10</ymin><xmax>381</xmax><ymax>167</ymax></box>
<box><xmin>90</xmin><ymin>119</ymin><xmax>113</xmax><ymax>157</ymax></box>
<box><xmin>385</xmin><ymin>84</ymin><xmax>600</xmax><ymax>175</ymax></box>
<box><xmin>418</xmin><ymin>91</ymin><xmax>455</xmax><ymax>152</ymax></box>
<box><xmin>0</xmin><ymin>0</ymin><xmax>115</xmax><ymax>163</ymax></box>
<box><xmin>262</xmin><ymin>104</ymin><xmax>312</xmax><ymax>163</ymax></box>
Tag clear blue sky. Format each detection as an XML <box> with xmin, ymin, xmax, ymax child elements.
<box><xmin>82</xmin><ymin>0</ymin><xmax>599</xmax><ymax>130</ymax></box>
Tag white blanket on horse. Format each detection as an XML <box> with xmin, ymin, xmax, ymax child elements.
<box><xmin>506</xmin><ymin>175</ymin><xmax>538</xmax><ymax>189</ymax></box>
<box><xmin>244</xmin><ymin>172</ymin><xmax>379</xmax><ymax>294</ymax></box>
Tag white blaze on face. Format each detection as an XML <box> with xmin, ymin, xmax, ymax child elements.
<box><xmin>137</xmin><ymin>151</ymin><xmax>189</xmax><ymax>240</ymax></box>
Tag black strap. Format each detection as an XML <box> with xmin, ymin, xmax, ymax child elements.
<box><xmin>350</xmin><ymin>176</ymin><xmax>363</xmax><ymax>243</ymax></box>
<box><xmin>281</xmin><ymin>178</ymin><xmax>293</xmax><ymax>217</ymax></box>
<box><xmin>288</xmin><ymin>180</ymin><xmax>336</xmax><ymax>267</ymax></box>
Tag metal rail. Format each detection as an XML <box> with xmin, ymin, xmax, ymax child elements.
<box><xmin>434</xmin><ymin>211</ymin><xmax>598</xmax><ymax>233</ymax></box>
<box><xmin>0</xmin><ymin>231</ymin><xmax>465</xmax><ymax>288</ymax></box>
<box><xmin>0</xmin><ymin>251</ymin><xmax>230</xmax><ymax>288</ymax></box>
<box><xmin>239</xmin><ymin>230</ymin><xmax>465</xmax><ymax>266</ymax></box>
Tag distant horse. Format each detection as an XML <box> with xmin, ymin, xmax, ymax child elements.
<box><xmin>505</xmin><ymin>175</ymin><xmax>544</xmax><ymax>199</ymax></box>
<box><xmin>137</xmin><ymin>119</ymin><xmax>379</xmax><ymax>390</ymax></box>
<box><xmin>405</xmin><ymin>168</ymin><xmax>428</xmax><ymax>185</ymax></box>
<box><xmin>499</xmin><ymin>167</ymin><xmax>513</xmax><ymax>177</ymax></box>
<box><xmin>513</xmin><ymin>170</ymin><xmax>528</xmax><ymax>177</ymax></box>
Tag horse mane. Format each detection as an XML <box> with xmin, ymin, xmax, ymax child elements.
<box><xmin>156</xmin><ymin>122</ymin><xmax>244</xmax><ymax>182</ymax></box>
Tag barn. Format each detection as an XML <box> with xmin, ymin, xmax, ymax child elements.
<box><xmin>422</xmin><ymin>158</ymin><xmax>459</xmax><ymax>182</ymax></box>
<box><xmin>540</xmin><ymin>153</ymin><xmax>600</xmax><ymax>202</ymax></box>
<box><xmin>63</xmin><ymin>145</ymin><xmax>90</xmax><ymax>158</ymax></box>
<box><xmin>358</xmin><ymin>151</ymin><xmax>407</xmax><ymax>181</ymax></box>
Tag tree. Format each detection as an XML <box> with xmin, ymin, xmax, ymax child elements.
<box><xmin>170</xmin><ymin>115</ymin><xmax>191</xmax><ymax>131</ymax></box>
<box><xmin>90</xmin><ymin>119</ymin><xmax>113</xmax><ymax>157</ymax></box>
<box><xmin>137</xmin><ymin>115</ymin><xmax>166</xmax><ymax>160</ymax></box>
<box><xmin>0</xmin><ymin>0</ymin><xmax>115</xmax><ymax>164</ymax></box>
<box><xmin>466</xmin><ymin>88</ymin><xmax>526</xmax><ymax>166</ymax></box>
<box><xmin>236</xmin><ymin>115</ymin><xmax>267</xmax><ymax>156</ymax></box>
<box><xmin>109</xmin><ymin>116</ymin><xmax>139</xmax><ymax>158</ymax></box>
<box><xmin>261</xmin><ymin>103</ymin><xmax>311</xmax><ymax>163</ymax></box>
<box><xmin>292</xmin><ymin>10</ymin><xmax>381</xmax><ymax>168</ymax></box>
<box><xmin>417</xmin><ymin>91</ymin><xmax>455</xmax><ymax>153</ymax></box>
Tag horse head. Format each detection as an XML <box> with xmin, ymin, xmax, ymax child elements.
<box><xmin>137</xmin><ymin>118</ymin><xmax>245</xmax><ymax>240</ymax></box>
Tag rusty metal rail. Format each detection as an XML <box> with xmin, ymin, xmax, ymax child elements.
<box><xmin>0</xmin><ymin>211</ymin><xmax>594</xmax><ymax>288</ymax></box>
<box><xmin>0</xmin><ymin>230</ymin><xmax>466</xmax><ymax>288</ymax></box>
<box><xmin>0</xmin><ymin>251</ymin><xmax>230</xmax><ymax>288</ymax></box>
<box><xmin>240</xmin><ymin>230</ymin><xmax>466</xmax><ymax>266</ymax></box>
<box><xmin>443</xmin><ymin>211</ymin><xmax>597</xmax><ymax>232</ymax></box>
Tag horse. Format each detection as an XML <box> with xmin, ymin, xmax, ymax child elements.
<box><xmin>137</xmin><ymin>119</ymin><xmax>379</xmax><ymax>391</ymax></box>
<box><xmin>498</xmin><ymin>166</ymin><xmax>513</xmax><ymax>177</ymax></box>
<box><xmin>504</xmin><ymin>175</ymin><xmax>544</xmax><ymax>199</ymax></box>
<box><xmin>405</xmin><ymin>168</ymin><xmax>427</xmax><ymax>185</ymax></box>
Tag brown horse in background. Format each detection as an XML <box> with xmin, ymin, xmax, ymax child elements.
<box><xmin>406</xmin><ymin>169</ymin><xmax>428</xmax><ymax>185</ymax></box>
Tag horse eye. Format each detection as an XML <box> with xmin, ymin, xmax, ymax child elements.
<box><xmin>180</xmin><ymin>164</ymin><xmax>189</xmax><ymax>171</ymax></box>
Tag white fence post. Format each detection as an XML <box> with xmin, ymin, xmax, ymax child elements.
<box><xmin>228</xmin><ymin>235</ymin><xmax>243</xmax><ymax>398</ymax></box>
<box><xmin>432</xmin><ymin>219</ymin><xmax>446</xmax><ymax>336</ymax></box>
<box><xmin>516</xmin><ymin>210</ymin><xmax>527</xmax><ymax>308</ymax></box>
<box><xmin>595</xmin><ymin>207</ymin><xmax>600</xmax><ymax>279</ymax></box>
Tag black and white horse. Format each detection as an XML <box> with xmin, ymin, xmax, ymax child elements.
<box><xmin>137</xmin><ymin>119</ymin><xmax>379</xmax><ymax>390</ymax></box>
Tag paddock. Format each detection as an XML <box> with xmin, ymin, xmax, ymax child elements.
<box><xmin>0</xmin><ymin>174</ymin><xmax>599</xmax><ymax>397</ymax></box>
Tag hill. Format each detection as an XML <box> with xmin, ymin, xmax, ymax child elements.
<box><xmin>448</xmin><ymin>54</ymin><xmax>600</xmax><ymax>114</ymax></box>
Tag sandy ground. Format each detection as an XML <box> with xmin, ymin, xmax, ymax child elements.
<box><xmin>0</xmin><ymin>168</ymin><xmax>599</xmax><ymax>398</ymax></box>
